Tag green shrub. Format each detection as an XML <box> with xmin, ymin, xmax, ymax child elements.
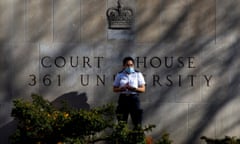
<box><xmin>10</xmin><ymin>94</ymin><xmax>156</xmax><ymax>144</ymax></box>
<box><xmin>110</xmin><ymin>122</ymin><xmax>156</xmax><ymax>144</ymax></box>
<box><xmin>10</xmin><ymin>94</ymin><xmax>115</xmax><ymax>143</ymax></box>
<box><xmin>201</xmin><ymin>136</ymin><xmax>240</xmax><ymax>144</ymax></box>
<box><xmin>155</xmin><ymin>133</ymin><xmax>173</xmax><ymax>144</ymax></box>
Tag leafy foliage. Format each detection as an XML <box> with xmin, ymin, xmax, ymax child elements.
<box><xmin>155</xmin><ymin>133</ymin><xmax>173</xmax><ymax>144</ymax></box>
<box><xmin>110</xmin><ymin>122</ymin><xmax>156</xmax><ymax>144</ymax></box>
<box><xmin>10</xmin><ymin>94</ymin><xmax>158</xmax><ymax>144</ymax></box>
<box><xmin>11</xmin><ymin>94</ymin><xmax>115</xmax><ymax>143</ymax></box>
<box><xmin>201</xmin><ymin>136</ymin><xmax>240</xmax><ymax>144</ymax></box>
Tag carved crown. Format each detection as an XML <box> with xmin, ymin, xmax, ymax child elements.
<box><xmin>106</xmin><ymin>1</ymin><xmax>134</xmax><ymax>29</ymax></box>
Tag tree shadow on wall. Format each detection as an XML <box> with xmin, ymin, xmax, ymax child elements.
<box><xmin>52</xmin><ymin>91</ymin><xmax>90</xmax><ymax>110</ymax></box>
<box><xmin>0</xmin><ymin>120</ymin><xmax>18</xmax><ymax>144</ymax></box>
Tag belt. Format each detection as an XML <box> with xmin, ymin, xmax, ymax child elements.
<box><xmin>120</xmin><ymin>93</ymin><xmax>138</xmax><ymax>96</ymax></box>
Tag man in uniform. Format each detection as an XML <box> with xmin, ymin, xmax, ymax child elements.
<box><xmin>113</xmin><ymin>56</ymin><xmax>146</xmax><ymax>128</ymax></box>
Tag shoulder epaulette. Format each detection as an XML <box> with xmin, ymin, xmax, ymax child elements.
<box><xmin>135</xmin><ymin>69</ymin><xmax>140</xmax><ymax>73</ymax></box>
<box><xmin>118</xmin><ymin>70</ymin><xmax>125</xmax><ymax>73</ymax></box>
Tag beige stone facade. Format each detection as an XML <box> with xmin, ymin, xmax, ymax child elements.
<box><xmin>0</xmin><ymin>0</ymin><xmax>240</xmax><ymax>143</ymax></box>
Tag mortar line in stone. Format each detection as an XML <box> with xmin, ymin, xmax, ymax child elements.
<box><xmin>38</xmin><ymin>42</ymin><xmax>41</xmax><ymax>94</ymax></box>
<box><xmin>24</xmin><ymin>0</ymin><xmax>27</xmax><ymax>42</ymax></box>
<box><xmin>106</xmin><ymin>0</ymin><xmax>109</xmax><ymax>40</ymax></box>
<box><xmin>80</xmin><ymin>0</ymin><xmax>81</xmax><ymax>43</ymax></box>
<box><xmin>10</xmin><ymin>0</ymin><xmax>13</xmax><ymax>42</ymax></box>
<box><xmin>187</xmin><ymin>103</ymin><xmax>189</xmax><ymax>140</ymax></box>
<box><xmin>52</xmin><ymin>0</ymin><xmax>54</xmax><ymax>42</ymax></box>
<box><xmin>215</xmin><ymin>0</ymin><xmax>217</xmax><ymax>44</ymax></box>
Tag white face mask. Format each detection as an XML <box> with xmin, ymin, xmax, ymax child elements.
<box><xmin>125</xmin><ymin>67</ymin><xmax>135</xmax><ymax>73</ymax></box>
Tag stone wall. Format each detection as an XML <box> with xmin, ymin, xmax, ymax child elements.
<box><xmin>0</xmin><ymin>0</ymin><xmax>240</xmax><ymax>143</ymax></box>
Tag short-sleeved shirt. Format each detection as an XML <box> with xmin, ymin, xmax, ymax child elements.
<box><xmin>113</xmin><ymin>70</ymin><xmax>146</xmax><ymax>94</ymax></box>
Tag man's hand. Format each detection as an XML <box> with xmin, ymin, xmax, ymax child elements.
<box><xmin>125</xmin><ymin>84</ymin><xmax>137</xmax><ymax>91</ymax></box>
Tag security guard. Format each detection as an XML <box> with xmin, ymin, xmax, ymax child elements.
<box><xmin>113</xmin><ymin>57</ymin><xmax>146</xmax><ymax>128</ymax></box>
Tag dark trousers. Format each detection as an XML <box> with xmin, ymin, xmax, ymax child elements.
<box><xmin>116</xmin><ymin>94</ymin><xmax>143</xmax><ymax>128</ymax></box>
